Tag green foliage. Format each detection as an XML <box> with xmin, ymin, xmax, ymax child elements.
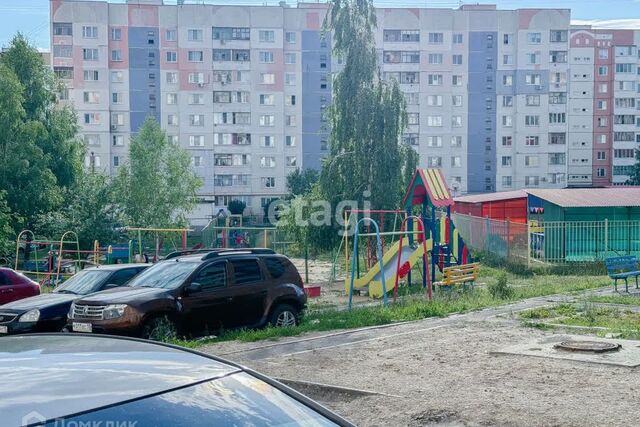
<box><xmin>0</xmin><ymin>192</ymin><xmax>15</xmax><ymax>255</ymax></box>
<box><xmin>34</xmin><ymin>173</ymin><xmax>124</xmax><ymax>249</ymax></box>
<box><xmin>115</xmin><ymin>117</ymin><xmax>202</xmax><ymax>228</ymax></box>
<box><xmin>227</xmin><ymin>199</ymin><xmax>247</xmax><ymax>216</ymax></box>
<box><xmin>303</xmin><ymin>0</ymin><xmax>415</xmax><ymax>251</ymax></box>
<box><xmin>286</xmin><ymin>168</ymin><xmax>319</xmax><ymax>197</ymax></box>
<box><xmin>627</xmin><ymin>149</ymin><xmax>640</xmax><ymax>185</ymax></box>
<box><xmin>487</xmin><ymin>271</ymin><xmax>514</xmax><ymax>299</ymax></box>
<box><xmin>0</xmin><ymin>34</ymin><xmax>83</xmax><ymax>228</ymax></box>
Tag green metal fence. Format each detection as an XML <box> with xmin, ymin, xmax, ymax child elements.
<box><xmin>452</xmin><ymin>214</ymin><xmax>640</xmax><ymax>265</ymax></box>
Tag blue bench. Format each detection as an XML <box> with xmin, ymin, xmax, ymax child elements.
<box><xmin>605</xmin><ymin>256</ymin><xmax>640</xmax><ymax>292</ymax></box>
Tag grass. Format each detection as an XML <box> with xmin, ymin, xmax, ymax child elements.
<box><xmin>172</xmin><ymin>266</ymin><xmax>610</xmax><ymax>348</ymax></box>
<box><xmin>519</xmin><ymin>300</ymin><xmax>640</xmax><ymax>340</ymax></box>
<box><xmin>587</xmin><ymin>294</ymin><xmax>640</xmax><ymax>306</ymax></box>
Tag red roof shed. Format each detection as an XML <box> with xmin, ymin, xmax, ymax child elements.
<box><xmin>453</xmin><ymin>190</ymin><xmax>528</xmax><ymax>223</ymax></box>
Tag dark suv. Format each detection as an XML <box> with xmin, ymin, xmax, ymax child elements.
<box><xmin>67</xmin><ymin>249</ymin><xmax>306</xmax><ymax>338</ymax></box>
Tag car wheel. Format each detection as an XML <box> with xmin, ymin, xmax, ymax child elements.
<box><xmin>269</xmin><ymin>304</ymin><xmax>299</xmax><ymax>328</ymax></box>
<box><xmin>141</xmin><ymin>316</ymin><xmax>177</xmax><ymax>341</ymax></box>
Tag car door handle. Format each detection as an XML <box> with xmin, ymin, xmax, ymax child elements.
<box><xmin>0</xmin><ymin>289</ymin><xmax>13</xmax><ymax>294</ymax></box>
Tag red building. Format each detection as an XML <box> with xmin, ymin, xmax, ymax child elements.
<box><xmin>452</xmin><ymin>190</ymin><xmax>528</xmax><ymax>223</ymax></box>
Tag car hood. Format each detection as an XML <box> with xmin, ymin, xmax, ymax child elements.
<box><xmin>0</xmin><ymin>293</ymin><xmax>77</xmax><ymax>313</ymax></box>
<box><xmin>76</xmin><ymin>286</ymin><xmax>173</xmax><ymax>304</ymax></box>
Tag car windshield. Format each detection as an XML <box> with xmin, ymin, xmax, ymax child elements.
<box><xmin>49</xmin><ymin>372</ymin><xmax>340</xmax><ymax>427</ymax></box>
<box><xmin>53</xmin><ymin>270</ymin><xmax>112</xmax><ymax>295</ymax></box>
<box><xmin>127</xmin><ymin>261</ymin><xmax>199</xmax><ymax>289</ymax></box>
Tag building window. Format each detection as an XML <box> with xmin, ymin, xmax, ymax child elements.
<box><xmin>53</xmin><ymin>23</ymin><xmax>73</xmax><ymax>36</ymax></box>
<box><xmin>402</xmin><ymin>134</ymin><xmax>419</xmax><ymax>146</ymax></box>
<box><xmin>452</xmin><ymin>95</ymin><xmax>463</xmax><ymax>107</ymax></box>
<box><xmin>261</xmin><ymin>73</ymin><xmax>275</xmax><ymax>85</ymax></box>
<box><xmin>166</xmin><ymin>72</ymin><xmax>178</xmax><ymax>84</ymax></box>
<box><xmin>549</xmin><ymin>113</ymin><xmax>567</xmax><ymax>124</ymax></box>
<box><xmin>525</xmin><ymin>136</ymin><xmax>540</xmax><ymax>146</ymax></box>
<box><xmin>188</xmin><ymin>50</ymin><xmax>203</xmax><ymax>62</ymax></box>
<box><xmin>597</xmin><ymin>168</ymin><xmax>606</xmax><ymax>177</ymax></box>
<box><xmin>453</xmin><ymin>34</ymin><xmax>463</xmax><ymax>44</ymax></box>
<box><xmin>427</xmin><ymin>74</ymin><xmax>442</xmax><ymax>86</ymax></box>
<box><xmin>111</xmin><ymin>71</ymin><xmax>123</xmax><ymax>83</ymax></box>
<box><xmin>502</xmin><ymin>116</ymin><xmax>513</xmax><ymax>127</ymax></box>
<box><xmin>111</xmin><ymin>28</ymin><xmax>121</xmax><ymax>41</ymax></box>
<box><xmin>452</xmin><ymin>54</ymin><xmax>463</xmax><ymax>65</ymax></box>
<box><xmin>83</xmin><ymin>91</ymin><xmax>100</xmax><ymax>104</ymax></box>
<box><xmin>83</xmin><ymin>113</ymin><xmax>100</xmax><ymax>125</ymax></box>
<box><xmin>503</xmin><ymin>34</ymin><xmax>512</xmax><ymax>45</ymax></box>
<box><xmin>260</xmin><ymin>156</ymin><xmax>276</xmax><ymax>168</ymax></box>
<box><xmin>428</xmin><ymin>53</ymin><xmax>443</xmax><ymax>64</ymax></box>
<box><xmin>502</xmin><ymin>75</ymin><xmax>513</xmax><ymax>86</ymax></box>
<box><xmin>166</xmin><ymin>93</ymin><xmax>178</xmax><ymax>105</ymax></box>
<box><xmin>501</xmin><ymin>156</ymin><xmax>512</xmax><ymax>167</ymax></box>
<box><xmin>262</xmin><ymin>177</ymin><xmax>276</xmax><ymax>188</ymax></box>
<box><xmin>188</xmin><ymin>29</ymin><xmax>203</xmax><ymax>41</ymax></box>
<box><xmin>451</xmin><ymin>116</ymin><xmax>462</xmax><ymax>127</ymax></box>
<box><xmin>408</xmin><ymin>113</ymin><xmax>420</xmax><ymax>125</ymax></box>
<box><xmin>259</xmin><ymin>94</ymin><xmax>275</xmax><ymax>105</ymax></box>
<box><xmin>502</xmin><ymin>136</ymin><xmax>512</xmax><ymax>146</ymax></box>
<box><xmin>427</xmin><ymin>157</ymin><xmax>442</xmax><ymax>168</ymax></box>
<box><xmin>166</xmin><ymin>51</ymin><xmax>177</xmax><ymax>62</ymax></box>
<box><xmin>188</xmin><ymin>72</ymin><xmax>205</xmax><ymax>84</ymax></box>
<box><xmin>189</xmin><ymin>114</ymin><xmax>204</xmax><ymax>126</ymax></box>
<box><xmin>426</xmin><ymin>116</ymin><xmax>442</xmax><ymax>127</ymax></box>
<box><xmin>550</xmin><ymin>30</ymin><xmax>567</xmax><ymax>42</ymax></box>
<box><xmin>451</xmin><ymin>156</ymin><xmax>461</xmax><ymax>167</ymax></box>
<box><xmin>82</xmin><ymin>26</ymin><xmax>98</xmax><ymax>39</ymax></box>
<box><xmin>83</xmin><ymin>70</ymin><xmax>99</xmax><ymax>81</ymax></box>
<box><xmin>259</xmin><ymin>30</ymin><xmax>275</xmax><ymax>42</ymax></box>
<box><xmin>284</xmin><ymin>52</ymin><xmax>296</xmax><ymax>64</ymax></box>
<box><xmin>111</xmin><ymin>50</ymin><xmax>122</xmax><ymax>61</ymax></box>
<box><xmin>259</xmin><ymin>115</ymin><xmax>275</xmax><ymax>127</ymax></box>
<box><xmin>527</xmin><ymin>32</ymin><xmax>541</xmax><ymax>44</ymax></box>
<box><xmin>285</xmin><ymin>136</ymin><xmax>296</xmax><ymax>147</ymax></box>
<box><xmin>166</xmin><ymin>29</ymin><xmax>177</xmax><ymax>41</ymax></box>
<box><xmin>259</xmin><ymin>51</ymin><xmax>274</xmax><ymax>63</ymax></box>
<box><xmin>525</xmin><ymin>115</ymin><xmax>540</xmax><ymax>126</ymax></box>
<box><xmin>82</xmin><ymin>48</ymin><xmax>99</xmax><ymax>61</ymax></box>
<box><xmin>525</xmin><ymin>95</ymin><xmax>540</xmax><ymax>106</ymax></box>
<box><xmin>426</xmin><ymin>136</ymin><xmax>442</xmax><ymax>147</ymax></box>
<box><xmin>452</xmin><ymin>75</ymin><xmax>462</xmax><ymax>86</ymax></box>
<box><xmin>451</xmin><ymin>136</ymin><xmax>462</xmax><ymax>147</ymax></box>
<box><xmin>502</xmin><ymin>176</ymin><xmax>512</xmax><ymax>187</ymax></box>
<box><xmin>189</xmin><ymin>93</ymin><xmax>204</xmax><ymax>105</ymax></box>
<box><xmin>286</xmin><ymin>156</ymin><xmax>297</xmax><ymax>167</ymax></box>
<box><xmin>428</xmin><ymin>32</ymin><xmax>443</xmax><ymax>44</ymax></box>
<box><xmin>285</xmin><ymin>31</ymin><xmax>296</xmax><ymax>43</ymax></box>
<box><xmin>285</xmin><ymin>73</ymin><xmax>296</xmax><ymax>86</ymax></box>
<box><xmin>503</xmin><ymin>55</ymin><xmax>513</xmax><ymax>65</ymax></box>
<box><xmin>525</xmin><ymin>74</ymin><xmax>541</xmax><ymax>86</ymax></box>
<box><xmin>549</xmin><ymin>133</ymin><xmax>566</xmax><ymax>145</ymax></box>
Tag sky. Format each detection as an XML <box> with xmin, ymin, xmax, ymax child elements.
<box><xmin>0</xmin><ymin>0</ymin><xmax>638</xmax><ymax>50</ymax></box>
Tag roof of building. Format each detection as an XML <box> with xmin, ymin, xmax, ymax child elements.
<box><xmin>403</xmin><ymin>169</ymin><xmax>454</xmax><ymax>208</ymax></box>
<box><xmin>454</xmin><ymin>190</ymin><xmax>528</xmax><ymax>204</ymax></box>
<box><xmin>526</xmin><ymin>188</ymin><xmax>640</xmax><ymax>208</ymax></box>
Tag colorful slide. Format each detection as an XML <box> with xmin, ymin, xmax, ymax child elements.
<box><xmin>346</xmin><ymin>239</ymin><xmax>432</xmax><ymax>298</ymax></box>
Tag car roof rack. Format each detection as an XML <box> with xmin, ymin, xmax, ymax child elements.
<box><xmin>164</xmin><ymin>249</ymin><xmax>223</xmax><ymax>260</ymax></box>
<box><xmin>202</xmin><ymin>248</ymin><xmax>276</xmax><ymax>260</ymax></box>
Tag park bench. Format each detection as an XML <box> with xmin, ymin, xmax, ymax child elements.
<box><xmin>605</xmin><ymin>256</ymin><xmax>640</xmax><ymax>292</ymax></box>
<box><xmin>435</xmin><ymin>263</ymin><xmax>479</xmax><ymax>289</ymax></box>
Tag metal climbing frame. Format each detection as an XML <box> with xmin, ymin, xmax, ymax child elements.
<box><xmin>392</xmin><ymin>216</ymin><xmax>432</xmax><ymax>303</ymax></box>
<box><xmin>348</xmin><ymin>218</ymin><xmax>388</xmax><ymax>310</ymax></box>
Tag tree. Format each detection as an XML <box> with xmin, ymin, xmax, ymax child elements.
<box><xmin>627</xmin><ymin>149</ymin><xmax>640</xmax><ymax>185</ymax></box>
<box><xmin>0</xmin><ymin>191</ymin><xmax>15</xmax><ymax>255</ymax></box>
<box><xmin>34</xmin><ymin>173</ymin><xmax>124</xmax><ymax>249</ymax></box>
<box><xmin>308</xmin><ymin>0</ymin><xmax>415</xmax><ymax>250</ymax></box>
<box><xmin>0</xmin><ymin>34</ymin><xmax>83</xmax><ymax>227</ymax></box>
<box><xmin>115</xmin><ymin>117</ymin><xmax>202</xmax><ymax>227</ymax></box>
<box><xmin>286</xmin><ymin>168</ymin><xmax>319</xmax><ymax>197</ymax></box>
<box><xmin>227</xmin><ymin>199</ymin><xmax>247</xmax><ymax>216</ymax></box>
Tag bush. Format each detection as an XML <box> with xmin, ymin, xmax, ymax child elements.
<box><xmin>488</xmin><ymin>272</ymin><xmax>514</xmax><ymax>300</ymax></box>
<box><xmin>227</xmin><ymin>199</ymin><xmax>247</xmax><ymax>216</ymax></box>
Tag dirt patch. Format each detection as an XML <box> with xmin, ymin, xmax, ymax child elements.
<box><xmin>203</xmin><ymin>297</ymin><xmax>640</xmax><ymax>426</ymax></box>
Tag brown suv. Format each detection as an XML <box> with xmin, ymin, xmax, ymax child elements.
<box><xmin>66</xmin><ymin>249</ymin><xmax>306</xmax><ymax>338</ymax></box>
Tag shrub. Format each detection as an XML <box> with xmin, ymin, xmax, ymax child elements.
<box><xmin>488</xmin><ymin>271</ymin><xmax>514</xmax><ymax>300</ymax></box>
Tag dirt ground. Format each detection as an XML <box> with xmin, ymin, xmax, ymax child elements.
<box><xmin>201</xmin><ymin>290</ymin><xmax>640</xmax><ymax>427</ymax></box>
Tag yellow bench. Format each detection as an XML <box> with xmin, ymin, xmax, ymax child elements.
<box><xmin>435</xmin><ymin>263</ymin><xmax>479</xmax><ymax>288</ymax></box>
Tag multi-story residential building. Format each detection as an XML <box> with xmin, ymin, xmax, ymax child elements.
<box><xmin>50</xmin><ymin>0</ymin><xmax>639</xmax><ymax>221</ymax></box>
<box><xmin>568</xmin><ymin>27</ymin><xmax>640</xmax><ymax>187</ymax></box>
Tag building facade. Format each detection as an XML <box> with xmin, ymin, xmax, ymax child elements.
<box><xmin>50</xmin><ymin>0</ymin><xmax>639</xmax><ymax>222</ymax></box>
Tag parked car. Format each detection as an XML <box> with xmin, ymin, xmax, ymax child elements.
<box><xmin>1</xmin><ymin>334</ymin><xmax>352</xmax><ymax>427</ymax></box>
<box><xmin>67</xmin><ymin>248</ymin><xmax>306</xmax><ymax>338</ymax></box>
<box><xmin>0</xmin><ymin>264</ymin><xmax>149</xmax><ymax>336</ymax></box>
<box><xmin>0</xmin><ymin>268</ymin><xmax>40</xmax><ymax>305</ymax></box>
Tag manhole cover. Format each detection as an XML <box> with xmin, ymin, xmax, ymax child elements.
<box><xmin>554</xmin><ymin>340</ymin><xmax>621</xmax><ymax>353</ymax></box>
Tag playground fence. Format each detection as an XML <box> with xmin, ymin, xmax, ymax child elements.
<box><xmin>201</xmin><ymin>225</ymin><xmax>294</xmax><ymax>256</ymax></box>
<box><xmin>452</xmin><ymin>214</ymin><xmax>640</xmax><ymax>265</ymax></box>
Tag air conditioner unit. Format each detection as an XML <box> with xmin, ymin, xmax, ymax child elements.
<box><xmin>197</xmin><ymin>82</ymin><xmax>205</xmax><ymax>88</ymax></box>
<box><xmin>111</xmin><ymin>125</ymin><xmax>117</xmax><ymax>131</ymax></box>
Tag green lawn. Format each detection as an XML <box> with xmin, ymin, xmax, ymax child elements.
<box><xmin>172</xmin><ymin>266</ymin><xmax>609</xmax><ymax>348</ymax></box>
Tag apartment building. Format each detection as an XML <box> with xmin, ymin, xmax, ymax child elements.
<box><xmin>568</xmin><ymin>28</ymin><xmax>640</xmax><ymax>187</ymax></box>
<box><xmin>50</xmin><ymin>0</ymin><xmax>639</xmax><ymax>221</ymax></box>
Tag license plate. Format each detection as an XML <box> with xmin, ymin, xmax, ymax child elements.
<box><xmin>72</xmin><ymin>322</ymin><xmax>92</xmax><ymax>333</ymax></box>
<box><xmin>0</xmin><ymin>326</ymin><xmax>7</xmax><ymax>334</ymax></box>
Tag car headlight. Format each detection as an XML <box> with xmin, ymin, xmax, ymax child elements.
<box><xmin>18</xmin><ymin>309</ymin><xmax>40</xmax><ymax>323</ymax></box>
<box><xmin>102</xmin><ymin>304</ymin><xmax>127</xmax><ymax>320</ymax></box>
<box><xmin>68</xmin><ymin>303</ymin><xmax>76</xmax><ymax>319</ymax></box>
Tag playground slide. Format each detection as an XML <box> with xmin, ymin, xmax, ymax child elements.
<box><xmin>346</xmin><ymin>239</ymin><xmax>432</xmax><ymax>298</ymax></box>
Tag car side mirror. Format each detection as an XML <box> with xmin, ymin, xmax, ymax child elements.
<box><xmin>185</xmin><ymin>282</ymin><xmax>202</xmax><ymax>295</ymax></box>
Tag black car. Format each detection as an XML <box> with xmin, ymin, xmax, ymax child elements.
<box><xmin>0</xmin><ymin>264</ymin><xmax>149</xmax><ymax>335</ymax></box>
<box><xmin>1</xmin><ymin>334</ymin><xmax>353</xmax><ymax>427</ymax></box>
